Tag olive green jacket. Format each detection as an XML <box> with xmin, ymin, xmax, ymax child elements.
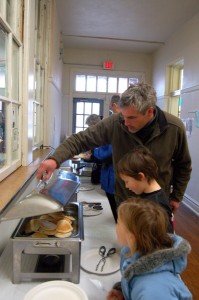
<box><xmin>50</xmin><ymin>107</ymin><xmax>192</xmax><ymax>204</ymax></box>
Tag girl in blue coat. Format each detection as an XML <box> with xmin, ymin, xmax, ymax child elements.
<box><xmin>107</xmin><ymin>198</ymin><xmax>192</xmax><ymax>300</ymax></box>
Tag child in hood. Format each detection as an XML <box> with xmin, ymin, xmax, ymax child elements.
<box><xmin>107</xmin><ymin>198</ymin><xmax>192</xmax><ymax>300</ymax></box>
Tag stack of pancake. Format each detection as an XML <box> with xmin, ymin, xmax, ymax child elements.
<box><xmin>25</xmin><ymin>212</ymin><xmax>75</xmax><ymax>238</ymax></box>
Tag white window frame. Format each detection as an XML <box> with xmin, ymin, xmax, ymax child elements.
<box><xmin>0</xmin><ymin>5</ymin><xmax>22</xmax><ymax>181</ymax></box>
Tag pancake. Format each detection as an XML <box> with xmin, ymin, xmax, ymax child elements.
<box><xmin>48</xmin><ymin>212</ymin><xmax>65</xmax><ymax>220</ymax></box>
<box><xmin>54</xmin><ymin>231</ymin><xmax>72</xmax><ymax>238</ymax></box>
<box><xmin>38</xmin><ymin>228</ymin><xmax>57</xmax><ymax>236</ymax></box>
<box><xmin>31</xmin><ymin>232</ymin><xmax>48</xmax><ymax>238</ymax></box>
<box><xmin>64</xmin><ymin>215</ymin><xmax>75</xmax><ymax>221</ymax></box>
<box><xmin>40</xmin><ymin>220</ymin><xmax>57</xmax><ymax>230</ymax></box>
<box><xmin>56</xmin><ymin>219</ymin><xmax>73</xmax><ymax>233</ymax></box>
<box><xmin>25</xmin><ymin>218</ymin><xmax>40</xmax><ymax>233</ymax></box>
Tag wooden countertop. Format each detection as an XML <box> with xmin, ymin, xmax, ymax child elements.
<box><xmin>0</xmin><ymin>149</ymin><xmax>52</xmax><ymax>211</ymax></box>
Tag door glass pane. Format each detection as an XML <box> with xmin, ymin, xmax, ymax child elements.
<box><xmin>76</xmin><ymin>102</ymin><xmax>84</xmax><ymax>114</ymax></box>
<box><xmin>97</xmin><ymin>76</ymin><xmax>107</xmax><ymax>92</ymax></box>
<box><xmin>86</xmin><ymin>76</ymin><xmax>96</xmax><ymax>92</ymax></box>
<box><xmin>73</xmin><ymin>98</ymin><xmax>104</xmax><ymax>133</ymax></box>
<box><xmin>0</xmin><ymin>101</ymin><xmax>6</xmax><ymax>167</ymax></box>
<box><xmin>76</xmin><ymin>115</ymin><xmax>84</xmax><ymax>127</ymax></box>
<box><xmin>92</xmin><ymin>103</ymin><xmax>100</xmax><ymax>114</ymax></box>
<box><xmin>12</xmin><ymin>104</ymin><xmax>19</xmax><ymax>161</ymax></box>
<box><xmin>118</xmin><ymin>78</ymin><xmax>128</xmax><ymax>93</ymax></box>
<box><xmin>76</xmin><ymin>75</ymin><xmax>86</xmax><ymax>91</ymax></box>
<box><xmin>108</xmin><ymin>77</ymin><xmax>117</xmax><ymax>93</ymax></box>
<box><xmin>12</xmin><ymin>39</ymin><xmax>19</xmax><ymax>101</ymax></box>
<box><xmin>85</xmin><ymin>102</ymin><xmax>92</xmax><ymax>114</ymax></box>
<box><xmin>0</xmin><ymin>27</ymin><xmax>8</xmax><ymax>97</ymax></box>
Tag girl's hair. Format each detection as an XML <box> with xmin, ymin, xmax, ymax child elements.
<box><xmin>118</xmin><ymin>197</ymin><xmax>172</xmax><ymax>255</ymax></box>
<box><xmin>117</xmin><ymin>146</ymin><xmax>158</xmax><ymax>182</ymax></box>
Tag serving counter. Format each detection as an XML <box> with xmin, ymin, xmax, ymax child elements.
<box><xmin>0</xmin><ymin>178</ymin><xmax>121</xmax><ymax>300</ymax></box>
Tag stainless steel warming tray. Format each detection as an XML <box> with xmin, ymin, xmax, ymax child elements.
<box><xmin>0</xmin><ymin>168</ymin><xmax>84</xmax><ymax>284</ymax></box>
<box><xmin>11</xmin><ymin>202</ymin><xmax>84</xmax><ymax>284</ymax></box>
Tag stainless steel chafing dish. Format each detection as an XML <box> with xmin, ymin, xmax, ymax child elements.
<box><xmin>0</xmin><ymin>169</ymin><xmax>84</xmax><ymax>284</ymax></box>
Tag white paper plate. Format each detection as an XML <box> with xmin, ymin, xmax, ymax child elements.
<box><xmin>24</xmin><ymin>281</ymin><xmax>88</xmax><ymax>300</ymax></box>
<box><xmin>81</xmin><ymin>248</ymin><xmax>120</xmax><ymax>275</ymax></box>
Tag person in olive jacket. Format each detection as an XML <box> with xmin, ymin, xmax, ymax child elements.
<box><xmin>37</xmin><ymin>82</ymin><xmax>192</xmax><ymax>213</ymax></box>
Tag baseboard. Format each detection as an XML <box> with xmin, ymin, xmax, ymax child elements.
<box><xmin>183</xmin><ymin>194</ymin><xmax>199</xmax><ymax>216</ymax></box>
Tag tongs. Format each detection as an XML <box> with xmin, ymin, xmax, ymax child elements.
<box><xmin>81</xmin><ymin>202</ymin><xmax>103</xmax><ymax>211</ymax></box>
<box><xmin>95</xmin><ymin>246</ymin><xmax>116</xmax><ymax>272</ymax></box>
<box><xmin>35</xmin><ymin>172</ymin><xmax>53</xmax><ymax>193</ymax></box>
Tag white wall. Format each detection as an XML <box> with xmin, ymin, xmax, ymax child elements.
<box><xmin>153</xmin><ymin>12</ymin><xmax>199</xmax><ymax>214</ymax></box>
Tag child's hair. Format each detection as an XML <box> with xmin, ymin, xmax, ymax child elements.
<box><xmin>117</xmin><ymin>197</ymin><xmax>172</xmax><ymax>255</ymax></box>
<box><xmin>117</xmin><ymin>146</ymin><xmax>158</xmax><ymax>182</ymax></box>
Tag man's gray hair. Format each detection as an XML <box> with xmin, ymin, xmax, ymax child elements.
<box><xmin>110</xmin><ymin>94</ymin><xmax>120</xmax><ymax>105</ymax></box>
<box><xmin>85</xmin><ymin>114</ymin><xmax>101</xmax><ymax>126</ymax></box>
<box><xmin>120</xmin><ymin>82</ymin><xmax>157</xmax><ymax>114</ymax></box>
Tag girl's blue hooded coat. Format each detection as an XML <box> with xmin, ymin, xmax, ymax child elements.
<box><xmin>120</xmin><ymin>234</ymin><xmax>192</xmax><ymax>300</ymax></box>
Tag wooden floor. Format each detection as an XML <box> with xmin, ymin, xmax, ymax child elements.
<box><xmin>175</xmin><ymin>203</ymin><xmax>199</xmax><ymax>300</ymax></box>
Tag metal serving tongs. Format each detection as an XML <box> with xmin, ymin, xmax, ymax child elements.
<box><xmin>35</xmin><ymin>172</ymin><xmax>53</xmax><ymax>193</ymax></box>
<box><xmin>95</xmin><ymin>246</ymin><xmax>116</xmax><ymax>272</ymax></box>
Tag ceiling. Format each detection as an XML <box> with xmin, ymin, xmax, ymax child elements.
<box><xmin>56</xmin><ymin>0</ymin><xmax>199</xmax><ymax>54</ymax></box>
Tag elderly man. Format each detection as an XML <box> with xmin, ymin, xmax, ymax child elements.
<box><xmin>38</xmin><ymin>82</ymin><xmax>191</xmax><ymax>212</ymax></box>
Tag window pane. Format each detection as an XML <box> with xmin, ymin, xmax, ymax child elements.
<box><xmin>6</xmin><ymin>0</ymin><xmax>17</xmax><ymax>31</ymax></box>
<box><xmin>12</xmin><ymin>104</ymin><xmax>19</xmax><ymax>161</ymax></box>
<box><xmin>0</xmin><ymin>27</ymin><xmax>8</xmax><ymax>97</ymax></box>
<box><xmin>86</xmin><ymin>76</ymin><xmax>96</xmax><ymax>92</ymax></box>
<box><xmin>129</xmin><ymin>78</ymin><xmax>139</xmax><ymax>85</ymax></box>
<box><xmin>97</xmin><ymin>76</ymin><xmax>107</xmax><ymax>92</ymax></box>
<box><xmin>35</xmin><ymin>65</ymin><xmax>40</xmax><ymax>102</ymax></box>
<box><xmin>12</xmin><ymin>39</ymin><xmax>19</xmax><ymax>100</ymax></box>
<box><xmin>6</xmin><ymin>0</ymin><xmax>12</xmax><ymax>26</ymax></box>
<box><xmin>0</xmin><ymin>101</ymin><xmax>6</xmax><ymax>167</ymax></box>
<box><xmin>85</xmin><ymin>102</ymin><xmax>92</xmax><ymax>114</ymax></box>
<box><xmin>76</xmin><ymin>102</ymin><xmax>84</xmax><ymax>114</ymax></box>
<box><xmin>92</xmin><ymin>103</ymin><xmax>100</xmax><ymax>115</ymax></box>
<box><xmin>118</xmin><ymin>78</ymin><xmax>128</xmax><ymax>93</ymax></box>
<box><xmin>33</xmin><ymin>103</ymin><xmax>40</xmax><ymax>145</ymax></box>
<box><xmin>40</xmin><ymin>68</ymin><xmax>44</xmax><ymax>105</ymax></box>
<box><xmin>76</xmin><ymin>75</ymin><xmax>86</xmax><ymax>91</ymax></box>
<box><xmin>108</xmin><ymin>77</ymin><xmax>117</xmax><ymax>93</ymax></box>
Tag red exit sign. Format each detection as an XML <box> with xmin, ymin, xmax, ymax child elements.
<box><xmin>103</xmin><ymin>61</ymin><xmax>114</xmax><ymax>70</ymax></box>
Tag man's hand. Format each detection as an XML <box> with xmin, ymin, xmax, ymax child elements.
<box><xmin>37</xmin><ymin>159</ymin><xmax>57</xmax><ymax>180</ymax></box>
<box><xmin>106</xmin><ymin>289</ymin><xmax>125</xmax><ymax>300</ymax></box>
<box><xmin>169</xmin><ymin>199</ymin><xmax>181</xmax><ymax>213</ymax></box>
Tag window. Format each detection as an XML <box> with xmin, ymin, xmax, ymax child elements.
<box><xmin>166</xmin><ymin>60</ymin><xmax>184</xmax><ymax>118</ymax></box>
<box><xmin>75</xmin><ymin>74</ymin><xmax>140</xmax><ymax>94</ymax></box>
<box><xmin>0</xmin><ymin>2</ymin><xmax>22</xmax><ymax>180</ymax></box>
<box><xmin>73</xmin><ymin>98</ymin><xmax>104</xmax><ymax>133</ymax></box>
<box><xmin>33</xmin><ymin>0</ymin><xmax>48</xmax><ymax>148</ymax></box>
